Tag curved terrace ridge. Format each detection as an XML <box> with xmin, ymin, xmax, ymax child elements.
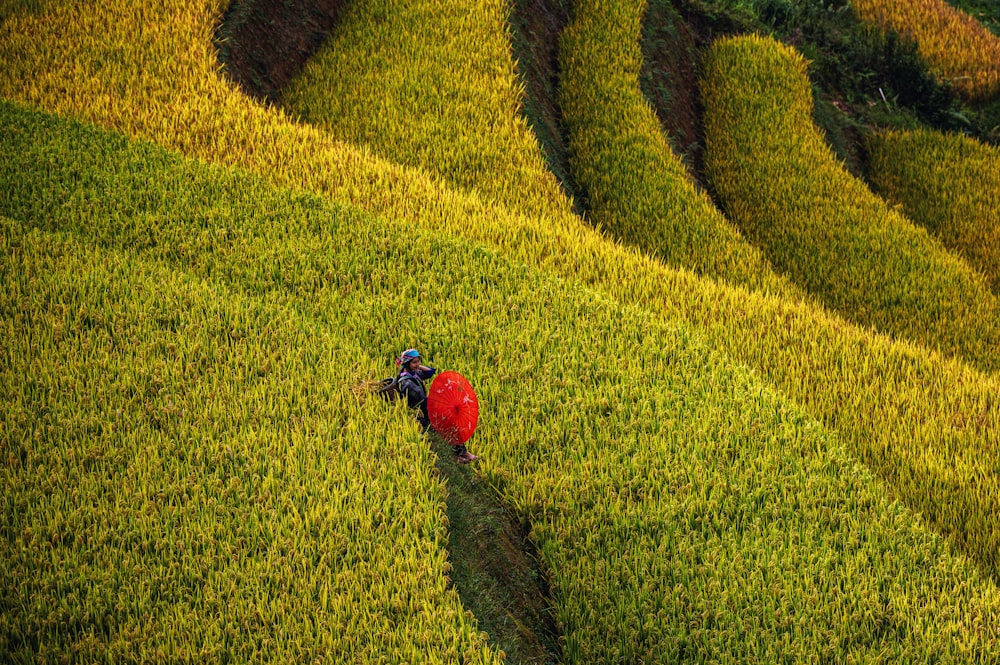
<box><xmin>216</xmin><ymin>4</ymin><xmax>568</xmax><ymax>658</ymax></box>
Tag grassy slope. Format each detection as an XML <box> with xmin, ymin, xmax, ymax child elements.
<box><xmin>557</xmin><ymin>0</ymin><xmax>802</xmax><ymax>298</ymax></box>
<box><xmin>281</xmin><ymin>0</ymin><xmax>571</xmax><ymax>221</ymax></box>
<box><xmin>6</xmin><ymin>101</ymin><xmax>1000</xmax><ymax>662</ymax></box>
<box><xmin>867</xmin><ymin>128</ymin><xmax>1000</xmax><ymax>293</ymax></box>
<box><xmin>3</xmin><ymin>0</ymin><xmax>1000</xmax><ymax>636</ymax></box>
<box><xmin>700</xmin><ymin>34</ymin><xmax>1000</xmax><ymax>374</ymax></box>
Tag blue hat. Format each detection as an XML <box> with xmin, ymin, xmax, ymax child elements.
<box><xmin>397</xmin><ymin>348</ymin><xmax>420</xmax><ymax>366</ymax></box>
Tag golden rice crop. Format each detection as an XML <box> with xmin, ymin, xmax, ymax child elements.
<box><xmin>868</xmin><ymin>128</ymin><xmax>1000</xmax><ymax>292</ymax></box>
<box><xmin>852</xmin><ymin>0</ymin><xmax>1000</xmax><ymax>101</ymax></box>
<box><xmin>556</xmin><ymin>0</ymin><xmax>801</xmax><ymax>298</ymax></box>
<box><xmin>281</xmin><ymin>0</ymin><xmax>571</xmax><ymax>221</ymax></box>
<box><xmin>0</xmin><ymin>216</ymin><xmax>499</xmax><ymax>662</ymax></box>
<box><xmin>3</xmin><ymin>0</ymin><xmax>1000</xmax><ymax>578</ymax></box>
<box><xmin>4</xmin><ymin>0</ymin><xmax>1000</xmax><ymax>656</ymax></box>
<box><xmin>700</xmin><ymin>33</ymin><xmax>1000</xmax><ymax>374</ymax></box>
<box><xmin>6</xmin><ymin>102</ymin><xmax>1000</xmax><ymax>662</ymax></box>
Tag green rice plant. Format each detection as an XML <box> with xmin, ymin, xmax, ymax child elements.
<box><xmin>5</xmin><ymin>101</ymin><xmax>1000</xmax><ymax>663</ymax></box>
<box><xmin>700</xmin><ymin>33</ymin><xmax>1000</xmax><ymax>373</ymax></box>
<box><xmin>557</xmin><ymin>0</ymin><xmax>801</xmax><ymax>298</ymax></box>
<box><xmin>867</xmin><ymin>128</ymin><xmax>1000</xmax><ymax>292</ymax></box>
<box><xmin>281</xmin><ymin>0</ymin><xmax>572</xmax><ymax>221</ymax></box>
<box><xmin>3</xmin><ymin>0</ymin><xmax>1000</xmax><ymax>609</ymax></box>
<box><xmin>852</xmin><ymin>0</ymin><xmax>1000</xmax><ymax>101</ymax></box>
<box><xmin>0</xmin><ymin>219</ymin><xmax>499</xmax><ymax>662</ymax></box>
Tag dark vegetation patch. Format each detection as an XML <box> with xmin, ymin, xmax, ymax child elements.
<box><xmin>508</xmin><ymin>0</ymin><xmax>580</xmax><ymax>214</ymax></box>
<box><xmin>429</xmin><ymin>436</ymin><xmax>563</xmax><ymax>665</ymax></box>
<box><xmin>640</xmin><ymin>0</ymin><xmax>708</xmax><ymax>186</ymax></box>
<box><xmin>664</xmin><ymin>0</ymin><xmax>1000</xmax><ymax>179</ymax></box>
<box><xmin>214</xmin><ymin>0</ymin><xmax>349</xmax><ymax>102</ymax></box>
<box><xmin>1</xmin><ymin>0</ymin><xmax>46</xmax><ymax>21</ymax></box>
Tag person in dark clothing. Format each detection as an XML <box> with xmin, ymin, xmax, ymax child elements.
<box><xmin>396</xmin><ymin>348</ymin><xmax>479</xmax><ymax>463</ymax></box>
<box><xmin>396</xmin><ymin>348</ymin><xmax>436</xmax><ymax>430</ymax></box>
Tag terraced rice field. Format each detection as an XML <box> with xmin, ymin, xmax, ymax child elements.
<box><xmin>852</xmin><ymin>0</ymin><xmax>1000</xmax><ymax>101</ymax></box>
<box><xmin>868</xmin><ymin>127</ymin><xmax>1000</xmax><ymax>292</ymax></box>
<box><xmin>3</xmin><ymin>0</ymin><xmax>1000</xmax><ymax>662</ymax></box>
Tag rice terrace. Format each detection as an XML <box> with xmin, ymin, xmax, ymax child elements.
<box><xmin>4</xmin><ymin>0</ymin><xmax>1000</xmax><ymax>661</ymax></box>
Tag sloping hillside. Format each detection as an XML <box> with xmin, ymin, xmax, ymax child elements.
<box><xmin>3</xmin><ymin>0</ymin><xmax>1000</xmax><ymax>662</ymax></box>
<box><xmin>7</xmin><ymin>99</ymin><xmax>1000</xmax><ymax>663</ymax></box>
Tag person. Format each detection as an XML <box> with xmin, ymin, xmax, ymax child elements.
<box><xmin>395</xmin><ymin>348</ymin><xmax>435</xmax><ymax>430</ymax></box>
<box><xmin>396</xmin><ymin>349</ymin><xmax>479</xmax><ymax>463</ymax></box>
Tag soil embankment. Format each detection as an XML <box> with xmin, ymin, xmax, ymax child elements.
<box><xmin>508</xmin><ymin>0</ymin><xmax>578</xmax><ymax>212</ymax></box>
<box><xmin>214</xmin><ymin>0</ymin><xmax>349</xmax><ymax>102</ymax></box>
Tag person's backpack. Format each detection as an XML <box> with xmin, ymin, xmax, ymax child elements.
<box><xmin>375</xmin><ymin>376</ymin><xmax>402</xmax><ymax>401</ymax></box>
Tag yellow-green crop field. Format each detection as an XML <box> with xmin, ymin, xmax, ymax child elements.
<box><xmin>282</xmin><ymin>0</ymin><xmax>571</xmax><ymax>222</ymax></box>
<box><xmin>701</xmin><ymin>33</ymin><xmax>1000</xmax><ymax>374</ymax></box>
<box><xmin>555</xmin><ymin>0</ymin><xmax>801</xmax><ymax>299</ymax></box>
<box><xmin>868</xmin><ymin>128</ymin><xmax>1000</xmax><ymax>293</ymax></box>
<box><xmin>851</xmin><ymin>0</ymin><xmax>1000</xmax><ymax>101</ymax></box>
<box><xmin>7</xmin><ymin>98</ymin><xmax>1000</xmax><ymax>663</ymax></box>
<box><xmin>3</xmin><ymin>0</ymin><xmax>1000</xmax><ymax>662</ymax></box>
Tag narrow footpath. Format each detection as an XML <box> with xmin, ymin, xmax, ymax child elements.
<box><xmin>217</xmin><ymin>3</ymin><xmax>567</xmax><ymax>659</ymax></box>
<box><xmin>430</xmin><ymin>436</ymin><xmax>562</xmax><ymax>665</ymax></box>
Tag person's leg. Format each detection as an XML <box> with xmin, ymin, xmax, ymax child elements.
<box><xmin>454</xmin><ymin>444</ymin><xmax>479</xmax><ymax>463</ymax></box>
<box><xmin>415</xmin><ymin>398</ymin><xmax>431</xmax><ymax>431</ymax></box>
<box><xmin>416</xmin><ymin>404</ymin><xmax>431</xmax><ymax>431</ymax></box>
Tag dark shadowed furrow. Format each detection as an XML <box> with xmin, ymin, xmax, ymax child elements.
<box><xmin>215</xmin><ymin>0</ymin><xmax>349</xmax><ymax>102</ymax></box>
<box><xmin>508</xmin><ymin>0</ymin><xmax>580</xmax><ymax>214</ymax></box>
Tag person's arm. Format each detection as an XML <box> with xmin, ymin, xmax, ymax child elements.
<box><xmin>418</xmin><ymin>366</ymin><xmax>436</xmax><ymax>380</ymax></box>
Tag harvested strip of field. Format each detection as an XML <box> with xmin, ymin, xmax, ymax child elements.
<box><xmin>700</xmin><ymin>33</ymin><xmax>1000</xmax><ymax>374</ymax></box>
<box><xmin>868</xmin><ymin>128</ymin><xmax>1000</xmax><ymax>293</ymax></box>
<box><xmin>557</xmin><ymin>0</ymin><xmax>800</xmax><ymax>298</ymax></box>
<box><xmin>6</xmin><ymin>101</ymin><xmax>1000</xmax><ymax>663</ymax></box>
<box><xmin>4</xmin><ymin>0</ymin><xmax>1000</xmax><ymax>587</ymax></box>
<box><xmin>428</xmin><ymin>435</ymin><xmax>563</xmax><ymax>664</ymax></box>
<box><xmin>852</xmin><ymin>0</ymin><xmax>1000</xmax><ymax>101</ymax></box>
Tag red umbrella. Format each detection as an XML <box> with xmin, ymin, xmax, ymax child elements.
<box><xmin>427</xmin><ymin>371</ymin><xmax>479</xmax><ymax>446</ymax></box>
